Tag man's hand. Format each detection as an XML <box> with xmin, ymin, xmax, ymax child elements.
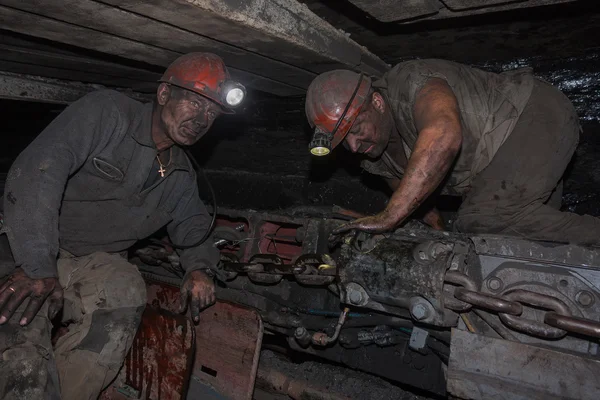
<box><xmin>422</xmin><ymin>206</ymin><xmax>445</xmax><ymax>231</ymax></box>
<box><xmin>179</xmin><ymin>270</ymin><xmax>215</xmax><ymax>323</ymax></box>
<box><xmin>333</xmin><ymin>210</ymin><xmax>399</xmax><ymax>235</ymax></box>
<box><xmin>0</xmin><ymin>268</ymin><xmax>63</xmax><ymax>326</ymax></box>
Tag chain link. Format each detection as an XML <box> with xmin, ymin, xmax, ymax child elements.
<box><xmin>444</xmin><ymin>271</ymin><xmax>600</xmax><ymax>340</ymax></box>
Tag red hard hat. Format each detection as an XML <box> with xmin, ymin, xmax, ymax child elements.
<box><xmin>160</xmin><ymin>53</ymin><xmax>235</xmax><ymax>113</ymax></box>
<box><xmin>305</xmin><ymin>70</ymin><xmax>372</xmax><ymax>150</ymax></box>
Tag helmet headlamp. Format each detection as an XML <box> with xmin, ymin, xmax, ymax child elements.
<box><xmin>221</xmin><ymin>80</ymin><xmax>246</xmax><ymax>108</ymax></box>
<box><xmin>309</xmin><ymin>127</ymin><xmax>333</xmax><ymax>156</ymax></box>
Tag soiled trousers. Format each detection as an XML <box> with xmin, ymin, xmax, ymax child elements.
<box><xmin>455</xmin><ymin>79</ymin><xmax>600</xmax><ymax>245</ymax></box>
<box><xmin>0</xmin><ymin>252</ymin><xmax>146</xmax><ymax>400</ymax></box>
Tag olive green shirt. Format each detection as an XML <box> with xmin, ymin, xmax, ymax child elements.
<box><xmin>361</xmin><ymin>59</ymin><xmax>534</xmax><ymax>195</ymax></box>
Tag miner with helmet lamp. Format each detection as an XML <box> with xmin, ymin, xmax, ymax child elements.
<box><xmin>0</xmin><ymin>52</ymin><xmax>244</xmax><ymax>399</ymax></box>
<box><xmin>306</xmin><ymin>59</ymin><xmax>600</xmax><ymax>243</ymax></box>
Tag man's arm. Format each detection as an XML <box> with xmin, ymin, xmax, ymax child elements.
<box><xmin>335</xmin><ymin>78</ymin><xmax>461</xmax><ymax>233</ymax></box>
<box><xmin>0</xmin><ymin>91</ymin><xmax>120</xmax><ymax>325</ymax></box>
<box><xmin>384</xmin><ymin>176</ymin><xmax>445</xmax><ymax>230</ymax></box>
<box><xmin>167</xmin><ymin>173</ymin><xmax>221</xmax><ymax>321</ymax></box>
<box><xmin>3</xmin><ymin>91</ymin><xmax>120</xmax><ymax>278</ymax></box>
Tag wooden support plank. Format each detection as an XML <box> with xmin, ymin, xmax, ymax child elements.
<box><xmin>0</xmin><ymin>71</ymin><xmax>150</xmax><ymax>104</ymax></box>
<box><xmin>448</xmin><ymin>328</ymin><xmax>600</xmax><ymax>400</ymax></box>
<box><xmin>0</xmin><ymin>0</ymin><xmax>314</xmax><ymax>90</ymax></box>
<box><xmin>102</xmin><ymin>0</ymin><xmax>389</xmax><ymax>76</ymax></box>
<box><xmin>0</xmin><ymin>60</ymin><xmax>158</xmax><ymax>93</ymax></box>
<box><xmin>0</xmin><ymin>4</ymin><xmax>304</xmax><ymax>96</ymax></box>
<box><xmin>0</xmin><ymin>43</ymin><xmax>161</xmax><ymax>87</ymax></box>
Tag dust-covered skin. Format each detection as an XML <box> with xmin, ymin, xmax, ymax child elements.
<box><xmin>335</xmin><ymin>78</ymin><xmax>462</xmax><ymax>234</ymax></box>
<box><xmin>0</xmin><ymin>268</ymin><xmax>63</xmax><ymax>326</ymax></box>
<box><xmin>153</xmin><ymin>84</ymin><xmax>222</xmax><ymax>150</ymax></box>
<box><xmin>342</xmin><ymin>92</ymin><xmax>395</xmax><ymax>159</ymax></box>
<box><xmin>179</xmin><ymin>269</ymin><xmax>216</xmax><ymax>322</ymax></box>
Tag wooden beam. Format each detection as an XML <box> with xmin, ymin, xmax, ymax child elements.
<box><xmin>0</xmin><ymin>43</ymin><xmax>161</xmax><ymax>91</ymax></box>
<box><xmin>0</xmin><ymin>71</ymin><xmax>150</xmax><ymax>104</ymax></box>
<box><xmin>104</xmin><ymin>0</ymin><xmax>389</xmax><ymax>76</ymax></box>
<box><xmin>0</xmin><ymin>3</ymin><xmax>305</xmax><ymax>96</ymax></box>
<box><xmin>0</xmin><ymin>1</ymin><xmax>313</xmax><ymax>90</ymax></box>
<box><xmin>0</xmin><ymin>60</ymin><xmax>158</xmax><ymax>93</ymax></box>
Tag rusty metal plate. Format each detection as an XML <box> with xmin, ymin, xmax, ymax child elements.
<box><xmin>188</xmin><ymin>301</ymin><xmax>263</xmax><ymax>400</ymax></box>
<box><xmin>100</xmin><ymin>297</ymin><xmax>195</xmax><ymax>400</ymax></box>
<box><xmin>145</xmin><ymin>280</ymin><xmax>263</xmax><ymax>400</ymax></box>
<box><xmin>146</xmin><ymin>279</ymin><xmax>182</xmax><ymax>313</ymax></box>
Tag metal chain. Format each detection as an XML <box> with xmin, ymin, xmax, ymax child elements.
<box><xmin>444</xmin><ymin>271</ymin><xmax>600</xmax><ymax>340</ymax></box>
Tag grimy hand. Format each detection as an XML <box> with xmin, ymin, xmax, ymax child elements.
<box><xmin>332</xmin><ymin>210</ymin><xmax>400</xmax><ymax>235</ymax></box>
<box><xmin>179</xmin><ymin>270</ymin><xmax>216</xmax><ymax>323</ymax></box>
<box><xmin>0</xmin><ymin>268</ymin><xmax>64</xmax><ymax>326</ymax></box>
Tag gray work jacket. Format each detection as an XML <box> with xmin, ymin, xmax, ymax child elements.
<box><xmin>2</xmin><ymin>90</ymin><xmax>219</xmax><ymax>279</ymax></box>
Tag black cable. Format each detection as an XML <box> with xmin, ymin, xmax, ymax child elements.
<box><xmin>150</xmin><ymin>149</ymin><xmax>217</xmax><ymax>250</ymax></box>
<box><xmin>330</xmin><ymin>73</ymin><xmax>365</xmax><ymax>137</ymax></box>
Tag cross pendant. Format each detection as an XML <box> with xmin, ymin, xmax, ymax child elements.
<box><xmin>158</xmin><ymin>165</ymin><xmax>166</xmax><ymax>178</ymax></box>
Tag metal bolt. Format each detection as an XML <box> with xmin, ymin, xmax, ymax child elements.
<box><xmin>348</xmin><ymin>290</ymin><xmax>364</xmax><ymax>305</ymax></box>
<box><xmin>294</xmin><ymin>327</ymin><xmax>307</xmax><ymax>338</ymax></box>
<box><xmin>411</xmin><ymin>304</ymin><xmax>429</xmax><ymax>321</ymax></box>
<box><xmin>576</xmin><ymin>291</ymin><xmax>595</xmax><ymax>307</ymax></box>
<box><xmin>487</xmin><ymin>277</ymin><xmax>503</xmax><ymax>292</ymax></box>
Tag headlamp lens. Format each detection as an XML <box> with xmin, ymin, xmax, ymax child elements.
<box><xmin>221</xmin><ymin>80</ymin><xmax>246</xmax><ymax>108</ymax></box>
<box><xmin>308</xmin><ymin>128</ymin><xmax>332</xmax><ymax>156</ymax></box>
<box><xmin>226</xmin><ymin>87</ymin><xmax>245</xmax><ymax>107</ymax></box>
<box><xmin>310</xmin><ymin>146</ymin><xmax>331</xmax><ymax>156</ymax></box>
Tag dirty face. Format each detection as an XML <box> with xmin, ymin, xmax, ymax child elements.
<box><xmin>159</xmin><ymin>85</ymin><xmax>222</xmax><ymax>146</ymax></box>
<box><xmin>342</xmin><ymin>92</ymin><xmax>392</xmax><ymax>158</ymax></box>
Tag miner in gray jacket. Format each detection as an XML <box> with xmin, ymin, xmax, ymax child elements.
<box><xmin>305</xmin><ymin>59</ymin><xmax>600</xmax><ymax>243</ymax></box>
<box><xmin>0</xmin><ymin>52</ymin><xmax>246</xmax><ymax>399</ymax></box>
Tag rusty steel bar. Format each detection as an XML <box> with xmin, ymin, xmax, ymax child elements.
<box><xmin>545</xmin><ymin>312</ymin><xmax>600</xmax><ymax>338</ymax></box>
<box><xmin>498</xmin><ymin>290</ymin><xmax>571</xmax><ymax>339</ymax></box>
<box><xmin>499</xmin><ymin>313</ymin><xmax>567</xmax><ymax>339</ymax></box>
<box><xmin>444</xmin><ymin>296</ymin><xmax>472</xmax><ymax>312</ymax></box>
<box><xmin>454</xmin><ymin>288</ymin><xmax>523</xmax><ymax>315</ymax></box>
<box><xmin>444</xmin><ymin>270</ymin><xmax>478</xmax><ymax>291</ymax></box>
<box><xmin>503</xmin><ymin>290</ymin><xmax>571</xmax><ymax>316</ymax></box>
<box><xmin>312</xmin><ymin>308</ymin><xmax>349</xmax><ymax>346</ymax></box>
<box><xmin>444</xmin><ymin>271</ymin><xmax>478</xmax><ymax>312</ymax></box>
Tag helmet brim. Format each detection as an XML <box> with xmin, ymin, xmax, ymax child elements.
<box><xmin>158</xmin><ymin>81</ymin><xmax>236</xmax><ymax>114</ymax></box>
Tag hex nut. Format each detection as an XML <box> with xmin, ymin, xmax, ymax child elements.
<box><xmin>411</xmin><ymin>304</ymin><xmax>429</xmax><ymax>321</ymax></box>
<box><xmin>294</xmin><ymin>327</ymin><xmax>307</xmax><ymax>338</ymax></box>
<box><xmin>348</xmin><ymin>290</ymin><xmax>364</xmax><ymax>305</ymax></box>
<box><xmin>487</xmin><ymin>277</ymin><xmax>503</xmax><ymax>292</ymax></box>
<box><xmin>576</xmin><ymin>291</ymin><xmax>594</xmax><ymax>307</ymax></box>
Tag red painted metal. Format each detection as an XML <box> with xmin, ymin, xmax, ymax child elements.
<box><xmin>137</xmin><ymin>280</ymin><xmax>263</xmax><ymax>400</ymax></box>
<box><xmin>257</xmin><ymin>221</ymin><xmax>303</xmax><ymax>263</ymax></box>
<box><xmin>192</xmin><ymin>301</ymin><xmax>263</xmax><ymax>400</ymax></box>
<box><xmin>124</xmin><ymin>307</ymin><xmax>195</xmax><ymax>399</ymax></box>
<box><xmin>146</xmin><ymin>279</ymin><xmax>182</xmax><ymax>313</ymax></box>
<box><xmin>100</xmin><ymin>282</ymin><xmax>194</xmax><ymax>400</ymax></box>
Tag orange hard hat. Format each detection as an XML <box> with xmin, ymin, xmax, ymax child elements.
<box><xmin>160</xmin><ymin>53</ymin><xmax>245</xmax><ymax>113</ymax></box>
<box><xmin>305</xmin><ymin>70</ymin><xmax>372</xmax><ymax>155</ymax></box>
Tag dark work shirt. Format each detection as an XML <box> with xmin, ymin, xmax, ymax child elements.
<box><xmin>2</xmin><ymin>90</ymin><xmax>219</xmax><ymax>279</ymax></box>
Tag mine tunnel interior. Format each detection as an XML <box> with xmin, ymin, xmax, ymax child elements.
<box><xmin>1</xmin><ymin>1</ymin><xmax>600</xmax><ymax>400</ymax></box>
<box><xmin>1</xmin><ymin>1</ymin><xmax>600</xmax><ymax>220</ymax></box>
